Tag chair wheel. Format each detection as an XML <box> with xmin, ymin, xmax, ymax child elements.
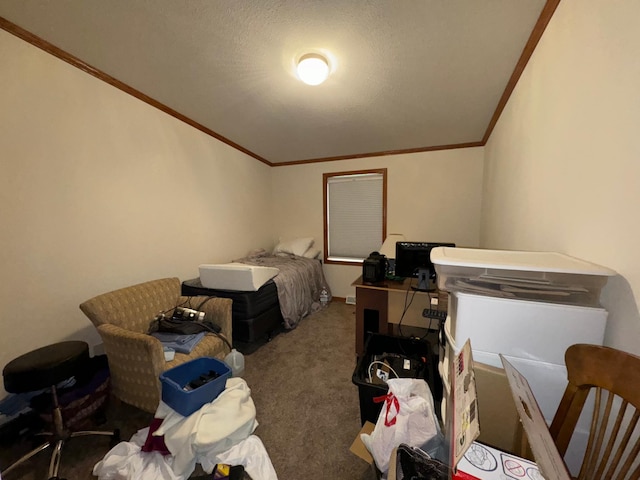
<box><xmin>109</xmin><ymin>428</ymin><xmax>121</xmax><ymax>447</ymax></box>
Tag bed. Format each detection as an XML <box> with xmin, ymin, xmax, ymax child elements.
<box><xmin>181</xmin><ymin>248</ymin><xmax>331</xmax><ymax>351</ymax></box>
<box><xmin>181</xmin><ymin>276</ymin><xmax>284</xmax><ymax>352</ymax></box>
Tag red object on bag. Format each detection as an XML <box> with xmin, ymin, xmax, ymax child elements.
<box><xmin>373</xmin><ymin>392</ymin><xmax>400</xmax><ymax>427</ymax></box>
<box><xmin>452</xmin><ymin>470</ymin><xmax>481</xmax><ymax>480</ymax></box>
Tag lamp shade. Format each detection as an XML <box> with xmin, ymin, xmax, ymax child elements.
<box><xmin>379</xmin><ymin>233</ymin><xmax>405</xmax><ymax>259</ymax></box>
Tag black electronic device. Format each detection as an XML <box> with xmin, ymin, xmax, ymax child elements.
<box><xmin>395</xmin><ymin>242</ymin><xmax>455</xmax><ymax>291</ymax></box>
<box><xmin>190</xmin><ymin>464</ymin><xmax>245</xmax><ymax>480</ymax></box>
<box><xmin>394</xmin><ymin>444</ymin><xmax>449</xmax><ymax>480</ymax></box>
<box><xmin>362</xmin><ymin>251</ymin><xmax>387</xmax><ymax>284</ymax></box>
<box><xmin>183</xmin><ymin>369</ymin><xmax>221</xmax><ymax>391</ymax></box>
<box><xmin>172</xmin><ymin>306</ymin><xmax>205</xmax><ymax>322</ymax></box>
<box><xmin>423</xmin><ymin>308</ymin><xmax>447</xmax><ymax>322</ymax></box>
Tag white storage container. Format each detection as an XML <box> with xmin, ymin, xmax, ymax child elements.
<box><xmin>433</xmin><ymin>248</ymin><xmax>613</xmax><ymax>475</ymax></box>
<box><xmin>448</xmin><ymin>292</ymin><xmax>607</xmax><ymax>365</ymax></box>
<box><xmin>431</xmin><ymin>247</ymin><xmax>616</xmax><ymax>307</ymax></box>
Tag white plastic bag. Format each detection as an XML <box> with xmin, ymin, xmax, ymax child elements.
<box><xmin>361</xmin><ymin>378</ymin><xmax>440</xmax><ymax>475</ymax></box>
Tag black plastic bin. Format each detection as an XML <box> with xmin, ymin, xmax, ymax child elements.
<box><xmin>352</xmin><ymin>333</ymin><xmax>442</xmax><ymax>426</ymax></box>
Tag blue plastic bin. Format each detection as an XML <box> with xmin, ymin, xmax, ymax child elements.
<box><xmin>160</xmin><ymin>357</ymin><xmax>231</xmax><ymax>416</ymax></box>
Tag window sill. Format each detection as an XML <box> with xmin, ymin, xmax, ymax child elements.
<box><xmin>324</xmin><ymin>257</ymin><xmax>364</xmax><ymax>266</ymax></box>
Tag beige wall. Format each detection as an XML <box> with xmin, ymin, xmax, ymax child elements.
<box><xmin>481</xmin><ymin>0</ymin><xmax>640</xmax><ymax>354</ymax></box>
<box><xmin>0</xmin><ymin>30</ymin><xmax>275</xmax><ymax>393</ymax></box>
<box><xmin>271</xmin><ymin>148</ymin><xmax>485</xmax><ymax>297</ymax></box>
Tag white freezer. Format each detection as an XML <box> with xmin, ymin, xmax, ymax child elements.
<box><xmin>439</xmin><ymin>316</ymin><xmax>568</xmax><ymax>423</ymax></box>
<box><xmin>448</xmin><ymin>291</ymin><xmax>608</xmax><ymax>365</ymax></box>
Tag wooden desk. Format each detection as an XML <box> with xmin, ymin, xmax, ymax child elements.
<box><xmin>352</xmin><ymin>276</ymin><xmax>448</xmax><ymax>357</ymax></box>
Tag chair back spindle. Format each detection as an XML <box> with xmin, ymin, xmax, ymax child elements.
<box><xmin>549</xmin><ymin>344</ymin><xmax>640</xmax><ymax>480</ymax></box>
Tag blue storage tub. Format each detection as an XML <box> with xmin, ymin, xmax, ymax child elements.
<box><xmin>160</xmin><ymin>357</ymin><xmax>231</xmax><ymax>416</ymax></box>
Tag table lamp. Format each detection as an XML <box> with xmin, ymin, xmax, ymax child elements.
<box><xmin>379</xmin><ymin>233</ymin><xmax>405</xmax><ymax>275</ymax></box>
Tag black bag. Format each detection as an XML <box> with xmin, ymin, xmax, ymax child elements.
<box><xmin>394</xmin><ymin>444</ymin><xmax>449</xmax><ymax>480</ymax></box>
<box><xmin>148</xmin><ymin>316</ymin><xmax>221</xmax><ymax>335</ymax></box>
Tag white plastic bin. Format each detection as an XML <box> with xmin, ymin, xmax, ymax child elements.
<box><xmin>432</xmin><ymin>247</ymin><xmax>615</xmax><ymax>307</ymax></box>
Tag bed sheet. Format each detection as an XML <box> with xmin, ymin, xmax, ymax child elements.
<box><xmin>234</xmin><ymin>251</ymin><xmax>331</xmax><ymax>329</ymax></box>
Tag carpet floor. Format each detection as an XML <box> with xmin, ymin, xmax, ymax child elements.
<box><xmin>0</xmin><ymin>302</ymin><xmax>377</xmax><ymax>479</ymax></box>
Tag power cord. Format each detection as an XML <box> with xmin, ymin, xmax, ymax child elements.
<box><xmin>191</xmin><ymin>295</ymin><xmax>218</xmax><ymax>312</ymax></box>
<box><xmin>397</xmin><ymin>277</ymin><xmax>418</xmax><ymax>337</ymax></box>
<box><xmin>154</xmin><ymin>296</ymin><xmax>232</xmax><ymax>353</ymax></box>
<box><xmin>190</xmin><ymin>296</ymin><xmax>232</xmax><ymax>353</ymax></box>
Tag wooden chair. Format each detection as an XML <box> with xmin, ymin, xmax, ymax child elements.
<box><xmin>549</xmin><ymin>344</ymin><xmax>640</xmax><ymax>480</ymax></box>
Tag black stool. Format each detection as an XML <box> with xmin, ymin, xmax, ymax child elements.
<box><xmin>1</xmin><ymin>341</ymin><xmax>119</xmax><ymax>480</ymax></box>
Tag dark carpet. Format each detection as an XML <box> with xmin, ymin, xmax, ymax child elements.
<box><xmin>0</xmin><ymin>302</ymin><xmax>376</xmax><ymax>479</ymax></box>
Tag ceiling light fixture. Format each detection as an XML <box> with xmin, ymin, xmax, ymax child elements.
<box><xmin>296</xmin><ymin>53</ymin><xmax>330</xmax><ymax>86</ymax></box>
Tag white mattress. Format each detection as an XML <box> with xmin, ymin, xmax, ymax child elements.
<box><xmin>198</xmin><ymin>263</ymin><xmax>280</xmax><ymax>292</ymax></box>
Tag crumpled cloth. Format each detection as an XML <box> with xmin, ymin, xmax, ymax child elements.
<box><xmin>94</xmin><ymin>377</ymin><xmax>263</xmax><ymax>480</ymax></box>
<box><xmin>200</xmin><ymin>435</ymin><xmax>277</xmax><ymax>480</ymax></box>
<box><xmin>149</xmin><ymin>332</ymin><xmax>206</xmax><ymax>353</ymax></box>
<box><xmin>93</xmin><ymin>430</ymin><xmax>277</xmax><ymax>480</ymax></box>
<box><xmin>93</xmin><ymin>428</ymin><xmax>180</xmax><ymax>480</ymax></box>
<box><xmin>141</xmin><ymin>418</ymin><xmax>170</xmax><ymax>455</ymax></box>
<box><xmin>153</xmin><ymin>377</ymin><xmax>258</xmax><ymax>478</ymax></box>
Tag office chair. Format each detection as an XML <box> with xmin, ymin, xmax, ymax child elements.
<box><xmin>549</xmin><ymin>344</ymin><xmax>640</xmax><ymax>480</ymax></box>
<box><xmin>1</xmin><ymin>341</ymin><xmax>119</xmax><ymax>480</ymax></box>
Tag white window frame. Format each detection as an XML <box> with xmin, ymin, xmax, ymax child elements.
<box><xmin>323</xmin><ymin>169</ymin><xmax>387</xmax><ymax>265</ymax></box>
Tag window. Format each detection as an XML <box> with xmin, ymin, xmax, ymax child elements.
<box><xmin>323</xmin><ymin>169</ymin><xmax>387</xmax><ymax>264</ymax></box>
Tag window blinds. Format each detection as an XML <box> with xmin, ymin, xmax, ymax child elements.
<box><xmin>327</xmin><ymin>173</ymin><xmax>383</xmax><ymax>260</ymax></box>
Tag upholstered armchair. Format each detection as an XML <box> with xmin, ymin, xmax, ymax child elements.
<box><xmin>80</xmin><ymin>277</ymin><xmax>232</xmax><ymax>413</ymax></box>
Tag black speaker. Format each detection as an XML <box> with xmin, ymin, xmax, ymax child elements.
<box><xmin>363</xmin><ymin>251</ymin><xmax>387</xmax><ymax>284</ymax></box>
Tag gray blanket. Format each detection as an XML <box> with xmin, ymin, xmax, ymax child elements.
<box><xmin>234</xmin><ymin>251</ymin><xmax>332</xmax><ymax>329</ymax></box>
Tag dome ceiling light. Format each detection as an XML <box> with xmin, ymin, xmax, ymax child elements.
<box><xmin>296</xmin><ymin>53</ymin><xmax>330</xmax><ymax>86</ymax></box>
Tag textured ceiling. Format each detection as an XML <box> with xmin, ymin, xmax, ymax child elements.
<box><xmin>0</xmin><ymin>1</ymin><xmax>552</xmax><ymax>165</ymax></box>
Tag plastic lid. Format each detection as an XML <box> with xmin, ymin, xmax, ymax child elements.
<box><xmin>431</xmin><ymin>247</ymin><xmax>616</xmax><ymax>276</ymax></box>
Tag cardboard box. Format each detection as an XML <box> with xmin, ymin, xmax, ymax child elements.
<box><xmin>499</xmin><ymin>356</ymin><xmax>571</xmax><ymax>479</ymax></box>
<box><xmin>448</xmin><ymin>339</ymin><xmax>481</xmax><ymax>467</ymax></box>
<box><xmin>349</xmin><ymin>421</ymin><xmax>382</xmax><ymax>479</ymax></box>
<box><xmin>349</xmin><ymin>421</ymin><xmax>376</xmax><ymax>464</ymax></box>
<box><xmin>449</xmin><ymin>341</ymin><xmax>572</xmax><ymax>479</ymax></box>
<box><xmin>454</xmin><ymin>442</ymin><xmax>541</xmax><ymax>480</ymax></box>
<box><xmin>474</xmin><ymin>362</ymin><xmax>527</xmax><ymax>458</ymax></box>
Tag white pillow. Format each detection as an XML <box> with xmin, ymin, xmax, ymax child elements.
<box><xmin>273</xmin><ymin>237</ymin><xmax>314</xmax><ymax>257</ymax></box>
<box><xmin>303</xmin><ymin>247</ymin><xmax>321</xmax><ymax>259</ymax></box>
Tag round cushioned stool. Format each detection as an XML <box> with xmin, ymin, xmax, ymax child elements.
<box><xmin>1</xmin><ymin>341</ymin><xmax>119</xmax><ymax>480</ymax></box>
